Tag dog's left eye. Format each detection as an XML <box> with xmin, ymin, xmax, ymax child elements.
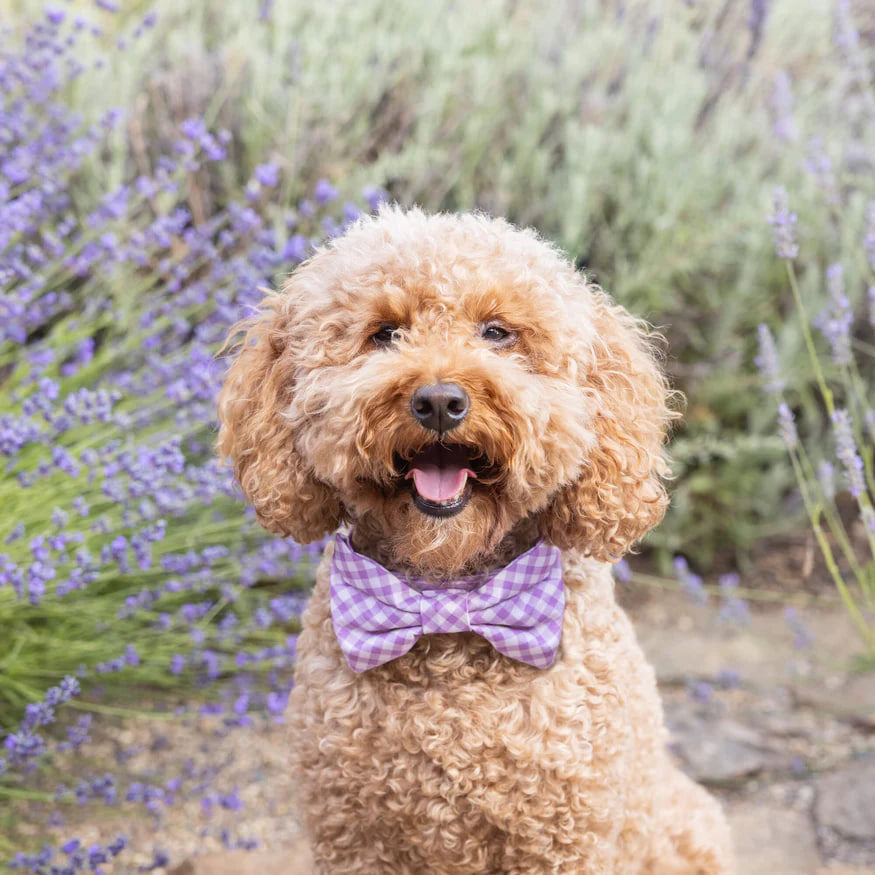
<box><xmin>371</xmin><ymin>324</ymin><xmax>398</xmax><ymax>347</ymax></box>
<box><xmin>481</xmin><ymin>323</ymin><xmax>515</xmax><ymax>346</ymax></box>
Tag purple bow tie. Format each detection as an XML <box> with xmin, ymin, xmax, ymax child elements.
<box><xmin>329</xmin><ymin>534</ymin><xmax>565</xmax><ymax>673</ymax></box>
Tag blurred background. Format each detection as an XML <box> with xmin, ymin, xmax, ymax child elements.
<box><xmin>1</xmin><ymin>1</ymin><xmax>873</xmax><ymax>872</ymax></box>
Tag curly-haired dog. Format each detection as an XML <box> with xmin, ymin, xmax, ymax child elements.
<box><xmin>217</xmin><ymin>207</ymin><xmax>733</xmax><ymax>874</ymax></box>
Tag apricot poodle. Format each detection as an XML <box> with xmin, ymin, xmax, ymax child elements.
<box><xmin>217</xmin><ymin>206</ymin><xmax>733</xmax><ymax>874</ymax></box>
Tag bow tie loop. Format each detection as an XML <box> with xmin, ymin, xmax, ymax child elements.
<box><xmin>329</xmin><ymin>535</ymin><xmax>565</xmax><ymax>673</ymax></box>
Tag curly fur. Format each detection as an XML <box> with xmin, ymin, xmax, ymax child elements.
<box><xmin>217</xmin><ymin>207</ymin><xmax>733</xmax><ymax>873</ymax></box>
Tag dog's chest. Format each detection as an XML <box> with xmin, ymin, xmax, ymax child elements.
<box><xmin>301</xmin><ymin>636</ymin><xmax>624</xmax><ymax>873</ymax></box>
<box><xmin>339</xmin><ymin>634</ymin><xmax>609</xmax><ymax>806</ymax></box>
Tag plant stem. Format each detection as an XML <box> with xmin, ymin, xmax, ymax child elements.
<box><xmin>790</xmin><ymin>451</ymin><xmax>875</xmax><ymax>653</ymax></box>
<box><xmin>786</xmin><ymin>261</ymin><xmax>834</xmax><ymax>417</ymax></box>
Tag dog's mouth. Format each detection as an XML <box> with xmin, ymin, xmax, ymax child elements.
<box><xmin>397</xmin><ymin>443</ymin><xmax>485</xmax><ymax>518</ymax></box>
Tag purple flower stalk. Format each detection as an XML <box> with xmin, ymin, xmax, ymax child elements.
<box><xmin>865</xmin><ymin>204</ymin><xmax>875</xmax><ymax>273</ymax></box>
<box><xmin>784</xmin><ymin>607</ymin><xmax>813</xmax><ymax>649</ymax></box>
<box><xmin>673</xmin><ymin>556</ymin><xmax>708</xmax><ymax>607</ymax></box>
<box><xmin>814</xmin><ymin>264</ymin><xmax>853</xmax><ymax>366</ymax></box>
<box><xmin>362</xmin><ymin>186</ymin><xmax>388</xmax><ymax>212</ymax></box>
<box><xmin>254</xmin><ymin>162</ymin><xmax>280</xmax><ymax>188</ymax></box>
<box><xmin>717</xmin><ymin>573</ymin><xmax>750</xmax><ymax>626</ymax></box>
<box><xmin>754</xmin><ymin>323</ymin><xmax>784</xmax><ymax>393</ymax></box>
<box><xmin>831</xmin><ymin>409</ymin><xmax>865</xmax><ymax>497</ymax></box>
<box><xmin>687</xmin><ymin>679</ymin><xmax>713</xmax><ymax>704</ymax></box>
<box><xmin>767</xmin><ymin>186</ymin><xmax>799</xmax><ymax>260</ymax></box>
<box><xmin>777</xmin><ymin>403</ymin><xmax>798</xmax><ymax>450</ymax></box>
<box><xmin>817</xmin><ymin>460</ymin><xmax>835</xmax><ymax>501</ymax></box>
<box><xmin>834</xmin><ymin>0</ymin><xmax>860</xmax><ymax>51</ymax></box>
<box><xmin>313</xmin><ymin>178</ymin><xmax>338</xmax><ymax>205</ymax></box>
<box><xmin>804</xmin><ymin>136</ymin><xmax>837</xmax><ymax>202</ymax></box>
<box><xmin>770</xmin><ymin>71</ymin><xmax>797</xmax><ymax>142</ymax></box>
<box><xmin>611</xmin><ymin>559</ymin><xmax>632</xmax><ymax>583</ymax></box>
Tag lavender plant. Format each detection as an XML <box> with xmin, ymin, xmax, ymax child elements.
<box><xmin>755</xmin><ymin>3</ymin><xmax>875</xmax><ymax>657</ymax></box>
<box><xmin>1</xmin><ymin>8</ymin><xmax>382</xmax><ymax>867</ymax></box>
<box><xmin>756</xmin><ymin>219</ymin><xmax>875</xmax><ymax>656</ymax></box>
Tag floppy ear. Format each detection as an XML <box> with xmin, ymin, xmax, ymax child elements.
<box><xmin>217</xmin><ymin>289</ymin><xmax>343</xmax><ymax>543</ymax></box>
<box><xmin>539</xmin><ymin>287</ymin><xmax>675</xmax><ymax>561</ymax></box>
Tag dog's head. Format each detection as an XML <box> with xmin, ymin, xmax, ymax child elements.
<box><xmin>218</xmin><ymin>207</ymin><xmax>673</xmax><ymax>575</ymax></box>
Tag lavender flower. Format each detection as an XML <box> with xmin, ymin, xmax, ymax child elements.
<box><xmin>834</xmin><ymin>0</ymin><xmax>860</xmax><ymax>51</ymax></box>
<box><xmin>777</xmin><ymin>403</ymin><xmax>798</xmax><ymax>450</ymax></box>
<box><xmin>673</xmin><ymin>556</ymin><xmax>708</xmax><ymax>607</ymax></box>
<box><xmin>784</xmin><ymin>607</ymin><xmax>813</xmax><ymax>649</ymax></box>
<box><xmin>866</xmin><ymin>204</ymin><xmax>875</xmax><ymax>273</ymax></box>
<box><xmin>362</xmin><ymin>185</ymin><xmax>388</xmax><ymax>212</ymax></box>
<box><xmin>814</xmin><ymin>264</ymin><xmax>853</xmax><ymax>366</ymax></box>
<box><xmin>817</xmin><ymin>460</ymin><xmax>835</xmax><ymax>501</ymax></box>
<box><xmin>687</xmin><ymin>680</ymin><xmax>713</xmax><ymax>703</ymax></box>
<box><xmin>254</xmin><ymin>162</ymin><xmax>280</xmax><ymax>188</ymax></box>
<box><xmin>754</xmin><ymin>323</ymin><xmax>784</xmax><ymax>393</ymax></box>
<box><xmin>804</xmin><ymin>136</ymin><xmax>837</xmax><ymax>202</ymax></box>
<box><xmin>611</xmin><ymin>559</ymin><xmax>632</xmax><ymax>583</ymax></box>
<box><xmin>313</xmin><ymin>178</ymin><xmax>338</xmax><ymax>204</ymax></box>
<box><xmin>770</xmin><ymin>71</ymin><xmax>797</xmax><ymax>142</ymax></box>
<box><xmin>831</xmin><ymin>409</ymin><xmax>865</xmax><ymax>496</ymax></box>
<box><xmin>767</xmin><ymin>186</ymin><xmax>799</xmax><ymax>259</ymax></box>
<box><xmin>717</xmin><ymin>573</ymin><xmax>750</xmax><ymax>626</ymax></box>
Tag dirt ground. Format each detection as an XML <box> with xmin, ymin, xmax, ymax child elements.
<box><xmin>632</xmin><ymin>588</ymin><xmax>875</xmax><ymax>875</ymax></box>
<box><xmin>24</xmin><ymin>578</ymin><xmax>875</xmax><ymax>875</ymax></box>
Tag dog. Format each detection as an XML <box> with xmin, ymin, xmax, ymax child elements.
<box><xmin>217</xmin><ymin>206</ymin><xmax>733</xmax><ymax>874</ymax></box>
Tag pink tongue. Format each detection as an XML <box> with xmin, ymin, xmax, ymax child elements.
<box><xmin>408</xmin><ymin>464</ymin><xmax>475</xmax><ymax>502</ymax></box>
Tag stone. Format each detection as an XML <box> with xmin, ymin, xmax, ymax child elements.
<box><xmin>815</xmin><ymin>759</ymin><xmax>875</xmax><ymax>843</ymax></box>
<box><xmin>667</xmin><ymin>703</ymin><xmax>777</xmax><ymax>785</ymax></box>
<box><xmin>792</xmin><ymin>673</ymin><xmax>875</xmax><ymax>729</ymax></box>
<box><xmin>727</xmin><ymin>803</ymin><xmax>822</xmax><ymax>875</ymax></box>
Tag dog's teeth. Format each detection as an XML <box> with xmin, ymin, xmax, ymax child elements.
<box><xmin>433</xmin><ymin>483</ymin><xmax>467</xmax><ymax>504</ymax></box>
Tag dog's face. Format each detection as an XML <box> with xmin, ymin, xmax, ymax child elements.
<box><xmin>218</xmin><ymin>208</ymin><xmax>671</xmax><ymax>574</ymax></box>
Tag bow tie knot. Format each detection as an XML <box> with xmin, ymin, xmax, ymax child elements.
<box><xmin>329</xmin><ymin>535</ymin><xmax>565</xmax><ymax>673</ymax></box>
<box><xmin>420</xmin><ymin>589</ymin><xmax>470</xmax><ymax>635</ymax></box>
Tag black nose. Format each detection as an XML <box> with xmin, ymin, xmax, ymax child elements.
<box><xmin>410</xmin><ymin>382</ymin><xmax>470</xmax><ymax>433</ymax></box>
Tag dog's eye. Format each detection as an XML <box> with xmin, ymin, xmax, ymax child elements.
<box><xmin>481</xmin><ymin>323</ymin><xmax>516</xmax><ymax>347</ymax></box>
<box><xmin>371</xmin><ymin>324</ymin><xmax>398</xmax><ymax>347</ymax></box>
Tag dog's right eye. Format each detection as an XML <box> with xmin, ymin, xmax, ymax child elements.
<box><xmin>370</xmin><ymin>325</ymin><xmax>398</xmax><ymax>347</ymax></box>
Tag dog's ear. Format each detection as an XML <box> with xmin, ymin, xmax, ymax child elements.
<box><xmin>539</xmin><ymin>286</ymin><xmax>674</xmax><ymax>561</ymax></box>
<box><xmin>217</xmin><ymin>285</ymin><xmax>343</xmax><ymax>543</ymax></box>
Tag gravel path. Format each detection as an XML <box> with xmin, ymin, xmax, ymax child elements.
<box><xmin>636</xmin><ymin>589</ymin><xmax>875</xmax><ymax>874</ymax></box>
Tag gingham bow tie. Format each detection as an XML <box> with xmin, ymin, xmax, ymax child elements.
<box><xmin>329</xmin><ymin>534</ymin><xmax>565</xmax><ymax>673</ymax></box>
